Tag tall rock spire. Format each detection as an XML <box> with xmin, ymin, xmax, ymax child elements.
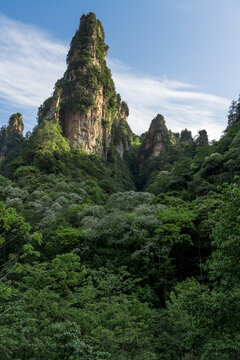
<box><xmin>38</xmin><ymin>12</ymin><xmax>130</xmax><ymax>157</ymax></box>
<box><xmin>196</xmin><ymin>129</ymin><xmax>209</xmax><ymax>146</ymax></box>
<box><xmin>138</xmin><ymin>114</ymin><xmax>173</xmax><ymax>169</ymax></box>
<box><xmin>142</xmin><ymin>114</ymin><xmax>171</xmax><ymax>159</ymax></box>
<box><xmin>0</xmin><ymin>113</ymin><xmax>24</xmax><ymax>161</ymax></box>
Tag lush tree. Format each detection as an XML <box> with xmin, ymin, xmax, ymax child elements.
<box><xmin>163</xmin><ymin>183</ymin><xmax>240</xmax><ymax>359</ymax></box>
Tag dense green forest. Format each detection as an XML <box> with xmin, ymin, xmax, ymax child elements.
<box><xmin>1</xmin><ymin>103</ymin><xmax>240</xmax><ymax>359</ymax></box>
<box><xmin>1</xmin><ymin>11</ymin><xmax>240</xmax><ymax>360</ymax></box>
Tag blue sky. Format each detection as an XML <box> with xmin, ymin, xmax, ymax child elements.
<box><xmin>0</xmin><ymin>0</ymin><xmax>239</xmax><ymax>139</ymax></box>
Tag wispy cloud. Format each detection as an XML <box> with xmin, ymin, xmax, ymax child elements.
<box><xmin>0</xmin><ymin>14</ymin><xmax>230</xmax><ymax>139</ymax></box>
<box><xmin>109</xmin><ymin>59</ymin><xmax>230</xmax><ymax>140</ymax></box>
<box><xmin>0</xmin><ymin>13</ymin><xmax>67</xmax><ymax>129</ymax></box>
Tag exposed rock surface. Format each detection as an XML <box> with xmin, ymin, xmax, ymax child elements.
<box><xmin>0</xmin><ymin>113</ymin><xmax>24</xmax><ymax>161</ymax></box>
<box><xmin>38</xmin><ymin>89</ymin><xmax>61</xmax><ymax>124</ymax></box>
<box><xmin>196</xmin><ymin>129</ymin><xmax>209</xmax><ymax>146</ymax></box>
<box><xmin>140</xmin><ymin>114</ymin><xmax>171</xmax><ymax>163</ymax></box>
<box><xmin>137</xmin><ymin>114</ymin><xmax>172</xmax><ymax>171</ymax></box>
<box><xmin>38</xmin><ymin>12</ymin><xmax>131</xmax><ymax>157</ymax></box>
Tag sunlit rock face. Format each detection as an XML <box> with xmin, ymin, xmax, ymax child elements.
<box><xmin>138</xmin><ymin>114</ymin><xmax>172</xmax><ymax>171</ymax></box>
<box><xmin>145</xmin><ymin>115</ymin><xmax>170</xmax><ymax>157</ymax></box>
<box><xmin>139</xmin><ymin>114</ymin><xmax>171</xmax><ymax>167</ymax></box>
<box><xmin>38</xmin><ymin>12</ymin><xmax>130</xmax><ymax>157</ymax></box>
<box><xmin>0</xmin><ymin>113</ymin><xmax>24</xmax><ymax>161</ymax></box>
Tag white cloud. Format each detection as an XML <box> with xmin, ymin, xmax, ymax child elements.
<box><xmin>0</xmin><ymin>14</ymin><xmax>230</xmax><ymax>139</ymax></box>
<box><xmin>108</xmin><ymin>59</ymin><xmax>230</xmax><ymax>140</ymax></box>
<box><xmin>0</xmin><ymin>13</ymin><xmax>67</xmax><ymax>130</ymax></box>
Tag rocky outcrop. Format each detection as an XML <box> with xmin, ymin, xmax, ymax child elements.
<box><xmin>38</xmin><ymin>12</ymin><xmax>130</xmax><ymax>157</ymax></box>
<box><xmin>143</xmin><ymin>114</ymin><xmax>171</xmax><ymax>158</ymax></box>
<box><xmin>8</xmin><ymin>113</ymin><xmax>24</xmax><ymax>134</ymax></box>
<box><xmin>196</xmin><ymin>129</ymin><xmax>209</xmax><ymax>146</ymax></box>
<box><xmin>138</xmin><ymin>114</ymin><xmax>171</xmax><ymax>168</ymax></box>
<box><xmin>38</xmin><ymin>88</ymin><xmax>61</xmax><ymax>124</ymax></box>
<box><xmin>0</xmin><ymin>113</ymin><xmax>24</xmax><ymax>161</ymax></box>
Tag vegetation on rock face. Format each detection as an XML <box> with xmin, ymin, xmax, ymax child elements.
<box><xmin>180</xmin><ymin>128</ymin><xmax>193</xmax><ymax>142</ymax></box>
<box><xmin>37</xmin><ymin>12</ymin><xmax>131</xmax><ymax>157</ymax></box>
<box><xmin>2</xmin><ymin>11</ymin><xmax>240</xmax><ymax>360</ymax></box>
<box><xmin>8</xmin><ymin>113</ymin><xmax>24</xmax><ymax>133</ymax></box>
<box><xmin>0</xmin><ymin>113</ymin><xmax>24</xmax><ymax>173</ymax></box>
<box><xmin>63</xmin><ymin>12</ymin><xmax>116</xmax><ymax>115</ymax></box>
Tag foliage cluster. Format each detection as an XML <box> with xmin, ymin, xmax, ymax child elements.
<box><xmin>0</xmin><ymin>171</ymin><xmax>216</xmax><ymax>359</ymax></box>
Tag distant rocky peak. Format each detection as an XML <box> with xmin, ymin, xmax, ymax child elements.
<box><xmin>138</xmin><ymin>114</ymin><xmax>171</xmax><ymax>168</ymax></box>
<box><xmin>67</xmin><ymin>12</ymin><xmax>108</xmax><ymax>67</ymax></box>
<box><xmin>149</xmin><ymin>114</ymin><xmax>166</xmax><ymax>130</ymax></box>
<box><xmin>196</xmin><ymin>129</ymin><xmax>209</xmax><ymax>146</ymax></box>
<box><xmin>145</xmin><ymin>114</ymin><xmax>170</xmax><ymax>157</ymax></box>
<box><xmin>37</xmin><ymin>12</ymin><xmax>131</xmax><ymax>157</ymax></box>
<box><xmin>0</xmin><ymin>113</ymin><xmax>24</xmax><ymax>161</ymax></box>
<box><xmin>8</xmin><ymin>113</ymin><xmax>24</xmax><ymax>134</ymax></box>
